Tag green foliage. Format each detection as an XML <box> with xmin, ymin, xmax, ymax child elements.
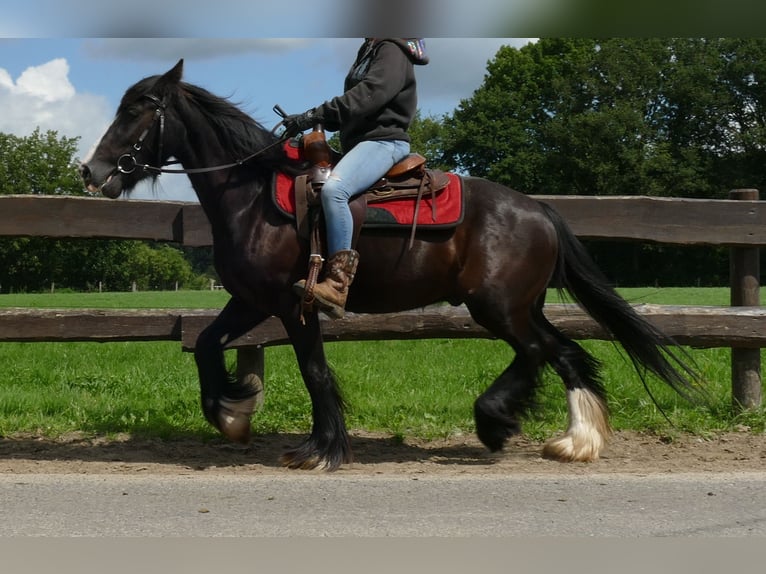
<box><xmin>443</xmin><ymin>38</ymin><xmax>766</xmax><ymax>199</ymax></box>
<box><xmin>0</xmin><ymin>128</ymin><xmax>84</xmax><ymax>196</ymax></box>
<box><xmin>407</xmin><ymin>111</ymin><xmax>453</xmax><ymax>171</ymax></box>
<box><xmin>437</xmin><ymin>38</ymin><xmax>766</xmax><ymax>286</ymax></box>
<box><xmin>123</xmin><ymin>243</ymin><xmax>203</xmax><ymax>291</ymax></box>
<box><xmin>0</xmin><ymin>238</ymin><xmax>208</xmax><ymax>292</ymax></box>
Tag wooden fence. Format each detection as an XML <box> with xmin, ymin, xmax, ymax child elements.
<box><xmin>0</xmin><ymin>191</ymin><xmax>763</xmax><ymax>409</ymax></box>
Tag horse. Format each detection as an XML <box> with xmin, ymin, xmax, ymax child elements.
<box><xmin>80</xmin><ymin>59</ymin><xmax>703</xmax><ymax>471</ymax></box>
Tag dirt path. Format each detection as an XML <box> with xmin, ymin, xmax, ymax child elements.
<box><xmin>1</xmin><ymin>429</ymin><xmax>764</xmax><ymax>475</ymax></box>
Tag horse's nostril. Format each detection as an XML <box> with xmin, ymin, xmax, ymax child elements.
<box><xmin>79</xmin><ymin>163</ymin><xmax>91</xmax><ymax>183</ymax></box>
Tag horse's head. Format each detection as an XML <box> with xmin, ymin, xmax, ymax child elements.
<box><xmin>80</xmin><ymin>59</ymin><xmax>186</xmax><ymax>199</ymax></box>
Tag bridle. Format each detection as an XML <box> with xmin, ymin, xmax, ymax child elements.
<box><xmin>115</xmin><ymin>93</ymin><xmax>289</xmax><ymax>176</ymax></box>
<box><xmin>116</xmin><ymin>94</ymin><xmax>167</xmax><ymax>175</ymax></box>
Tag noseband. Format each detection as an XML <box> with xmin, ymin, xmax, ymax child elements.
<box><xmin>116</xmin><ymin>93</ymin><xmax>288</xmax><ymax>177</ymax></box>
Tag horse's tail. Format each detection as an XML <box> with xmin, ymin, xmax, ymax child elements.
<box><xmin>540</xmin><ymin>201</ymin><xmax>705</xmax><ymax>401</ymax></box>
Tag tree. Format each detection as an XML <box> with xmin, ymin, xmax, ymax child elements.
<box><xmin>0</xmin><ymin>129</ymin><xmax>84</xmax><ymax>196</ymax></box>
<box><xmin>124</xmin><ymin>243</ymin><xmax>199</xmax><ymax>291</ymax></box>
<box><xmin>441</xmin><ymin>38</ymin><xmax>766</xmax><ymax>285</ymax></box>
<box><xmin>664</xmin><ymin>38</ymin><xmax>766</xmax><ymax>194</ymax></box>
<box><xmin>443</xmin><ymin>38</ymin><xmax>766</xmax><ymax>200</ymax></box>
<box><xmin>406</xmin><ymin>111</ymin><xmax>452</xmax><ymax>171</ymax></box>
<box><xmin>0</xmin><ymin>237</ymin><xmax>207</xmax><ymax>293</ymax></box>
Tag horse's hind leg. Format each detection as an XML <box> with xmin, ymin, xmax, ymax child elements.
<box><xmin>473</xmin><ymin>351</ymin><xmax>541</xmax><ymax>452</ymax></box>
<box><xmin>471</xmin><ymin>306</ymin><xmax>547</xmax><ymax>452</ymax></box>
<box><xmin>194</xmin><ymin>297</ymin><xmax>268</xmax><ymax>443</ymax></box>
<box><xmin>536</xmin><ymin>313</ymin><xmax>612</xmax><ymax>462</ymax></box>
<box><xmin>470</xmin><ymin>303</ymin><xmax>610</xmax><ymax>462</ymax></box>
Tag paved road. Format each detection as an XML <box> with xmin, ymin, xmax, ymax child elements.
<box><xmin>1</xmin><ymin>471</ymin><xmax>765</xmax><ymax>536</ymax></box>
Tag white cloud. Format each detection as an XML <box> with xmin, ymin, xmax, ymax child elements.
<box><xmin>14</xmin><ymin>58</ymin><xmax>75</xmax><ymax>102</ymax></box>
<box><xmin>0</xmin><ymin>58</ymin><xmax>112</xmax><ymax>161</ymax></box>
<box><xmin>0</xmin><ymin>69</ymin><xmax>13</xmax><ymax>91</ymax></box>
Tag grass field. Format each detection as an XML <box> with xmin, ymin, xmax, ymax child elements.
<box><xmin>0</xmin><ymin>287</ymin><xmax>763</xmax><ymax>442</ymax></box>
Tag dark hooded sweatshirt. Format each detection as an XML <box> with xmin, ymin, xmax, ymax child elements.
<box><xmin>313</xmin><ymin>38</ymin><xmax>429</xmax><ymax>153</ymax></box>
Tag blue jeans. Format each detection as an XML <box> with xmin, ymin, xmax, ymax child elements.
<box><xmin>321</xmin><ymin>139</ymin><xmax>410</xmax><ymax>255</ymax></box>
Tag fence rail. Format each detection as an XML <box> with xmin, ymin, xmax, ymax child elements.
<box><xmin>2</xmin><ymin>192</ymin><xmax>766</xmax><ymax>246</ymax></box>
<box><xmin>2</xmin><ymin>304</ymin><xmax>763</xmax><ymax>348</ymax></box>
<box><xmin>0</xmin><ymin>192</ymin><xmax>762</xmax><ymax>408</ymax></box>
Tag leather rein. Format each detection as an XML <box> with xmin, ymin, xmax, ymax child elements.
<box><xmin>115</xmin><ymin>93</ymin><xmax>288</xmax><ymax>177</ymax></box>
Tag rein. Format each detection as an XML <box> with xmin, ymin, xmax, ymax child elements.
<box><xmin>116</xmin><ymin>93</ymin><xmax>289</xmax><ymax>176</ymax></box>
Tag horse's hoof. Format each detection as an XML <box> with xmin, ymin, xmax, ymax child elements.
<box><xmin>280</xmin><ymin>439</ymin><xmax>352</xmax><ymax>471</ymax></box>
<box><xmin>280</xmin><ymin>451</ymin><xmax>326</xmax><ymax>471</ymax></box>
<box><xmin>218</xmin><ymin>396</ymin><xmax>256</xmax><ymax>444</ymax></box>
<box><xmin>473</xmin><ymin>400</ymin><xmax>521</xmax><ymax>452</ymax></box>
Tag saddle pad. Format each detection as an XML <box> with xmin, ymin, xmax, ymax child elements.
<box><xmin>273</xmin><ymin>146</ymin><xmax>465</xmax><ymax>230</ymax></box>
<box><xmin>364</xmin><ymin>172</ymin><xmax>463</xmax><ymax>228</ymax></box>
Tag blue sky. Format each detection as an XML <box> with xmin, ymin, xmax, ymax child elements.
<box><xmin>0</xmin><ymin>38</ymin><xmax>533</xmax><ymax>201</ymax></box>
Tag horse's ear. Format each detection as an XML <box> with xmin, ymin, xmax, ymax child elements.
<box><xmin>161</xmin><ymin>59</ymin><xmax>184</xmax><ymax>84</ymax></box>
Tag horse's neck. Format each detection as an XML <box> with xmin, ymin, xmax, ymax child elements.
<box><xmin>175</xmin><ymin>111</ymin><xmax>270</xmax><ymax>235</ymax></box>
<box><xmin>186</xmin><ymin>165</ymin><xmax>266</xmax><ymax>245</ymax></box>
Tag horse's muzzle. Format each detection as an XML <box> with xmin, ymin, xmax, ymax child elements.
<box><xmin>79</xmin><ymin>161</ymin><xmax>122</xmax><ymax>198</ymax></box>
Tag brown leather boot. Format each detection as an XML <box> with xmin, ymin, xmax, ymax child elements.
<box><xmin>293</xmin><ymin>250</ymin><xmax>359</xmax><ymax>319</ymax></box>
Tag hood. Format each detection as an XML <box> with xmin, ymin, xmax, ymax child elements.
<box><xmin>389</xmin><ymin>38</ymin><xmax>429</xmax><ymax>65</ymax></box>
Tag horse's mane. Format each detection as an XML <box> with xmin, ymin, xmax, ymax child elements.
<box><xmin>178</xmin><ymin>82</ymin><xmax>284</xmax><ymax>165</ymax></box>
<box><xmin>121</xmin><ymin>75</ymin><xmax>297</xmax><ymax>171</ymax></box>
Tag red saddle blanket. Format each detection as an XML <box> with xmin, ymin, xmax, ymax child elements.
<box><xmin>273</xmin><ymin>143</ymin><xmax>465</xmax><ymax>229</ymax></box>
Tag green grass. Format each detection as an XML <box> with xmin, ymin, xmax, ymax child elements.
<box><xmin>0</xmin><ymin>288</ymin><xmax>763</xmax><ymax>442</ymax></box>
<box><xmin>0</xmin><ymin>290</ymin><xmax>231</xmax><ymax>309</ymax></box>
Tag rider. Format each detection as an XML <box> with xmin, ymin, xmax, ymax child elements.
<box><xmin>283</xmin><ymin>38</ymin><xmax>429</xmax><ymax>319</ymax></box>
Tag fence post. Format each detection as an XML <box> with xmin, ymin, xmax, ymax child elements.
<box><xmin>236</xmin><ymin>346</ymin><xmax>265</xmax><ymax>412</ymax></box>
<box><xmin>729</xmin><ymin>188</ymin><xmax>762</xmax><ymax>411</ymax></box>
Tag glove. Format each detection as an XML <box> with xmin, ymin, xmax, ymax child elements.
<box><xmin>282</xmin><ymin>109</ymin><xmax>316</xmax><ymax>137</ymax></box>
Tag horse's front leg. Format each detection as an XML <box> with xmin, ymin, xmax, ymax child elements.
<box><xmin>194</xmin><ymin>297</ymin><xmax>268</xmax><ymax>443</ymax></box>
<box><xmin>280</xmin><ymin>311</ymin><xmax>352</xmax><ymax>471</ymax></box>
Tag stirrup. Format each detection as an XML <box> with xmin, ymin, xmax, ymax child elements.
<box><xmin>301</xmin><ymin>253</ymin><xmax>324</xmax><ymax>305</ymax></box>
<box><xmin>294</xmin><ymin>254</ymin><xmax>323</xmax><ymax>323</ymax></box>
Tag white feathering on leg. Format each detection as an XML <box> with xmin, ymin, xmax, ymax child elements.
<box><xmin>542</xmin><ymin>388</ymin><xmax>612</xmax><ymax>462</ymax></box>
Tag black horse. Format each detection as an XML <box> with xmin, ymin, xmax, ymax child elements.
<box><xmin>80</xmin><ymin>60</ymin><xmax>703</xmax><ymax>470</ymax></box>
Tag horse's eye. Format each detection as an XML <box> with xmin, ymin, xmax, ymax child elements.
<box><xmin>124</xmin><ymin>104</ymin><xmax>143</xmax><ymax>118</ymax></box>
